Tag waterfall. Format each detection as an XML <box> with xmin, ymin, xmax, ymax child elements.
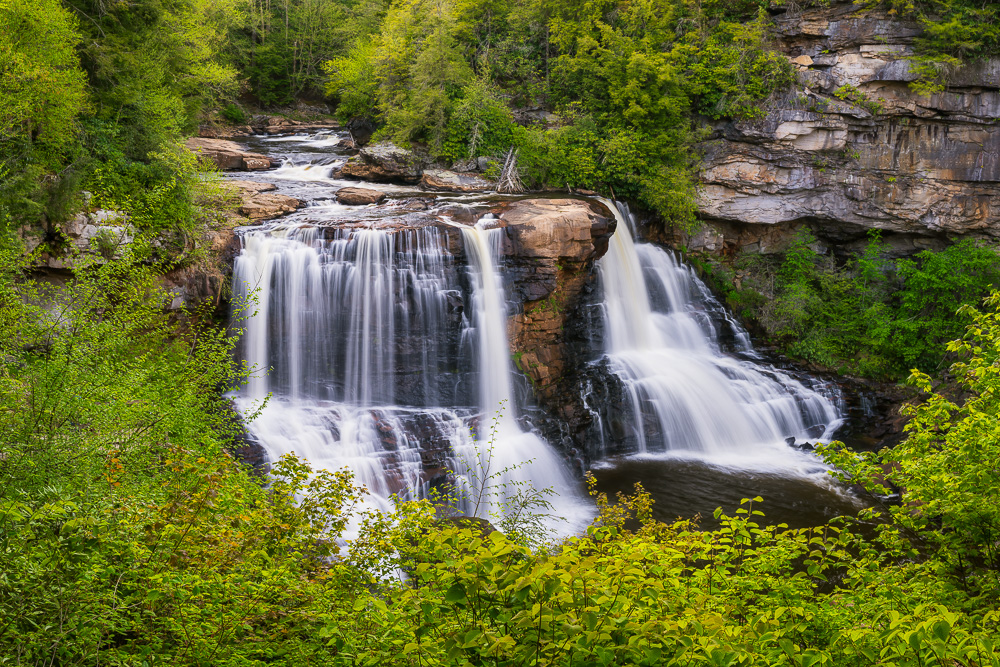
<box><xmin>596</xmin><ymin>200</ymin><xmax>843</xmax><ymax>460</ymax></box>
<box><xmin>232</xmin><ymin>220</ymin><xmax>588</xmax><ymax>532</ymax></box>
<box><xmin>452</xmin><ymin>219</ymin><xmax>589</xmax><ymax>525</ymax></box>
<box><xmin>232</xmin><ymin>224</ymin><xmax>468</xmax><ymax>519</ymax></box>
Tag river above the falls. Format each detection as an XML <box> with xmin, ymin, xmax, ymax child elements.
<box><xmin>225</xmin><ymin>128</ymin><xmax>869</xmax><ymax>534</ymax></box>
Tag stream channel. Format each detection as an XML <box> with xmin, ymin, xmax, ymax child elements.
<box><xmin>227</xmin><ymin>128</ymin><xmax>869</xmax><ymax>537</ymax></box>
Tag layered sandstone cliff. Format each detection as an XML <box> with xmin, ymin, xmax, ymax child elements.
<box><xmin>689</xmin><ymin>1</ymin><xmax>1000</xmax><ymax>257</ymax></box>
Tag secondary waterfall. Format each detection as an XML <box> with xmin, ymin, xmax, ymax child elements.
<box><xmin>452</xmin><ymin>220</ymin><xmax>588</xmax><ymax>524</ymax></box>
<box><xmin>596</xmin><ymin>200</ymin><xmax>843</xmax><ymax>460</ymax></box>
<box><xmin>232</xmin><ymin>219</ymin><xmax>588</xmax><ymax>532</ymax></box>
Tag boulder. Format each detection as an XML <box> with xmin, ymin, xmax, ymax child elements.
<box><xmin>497</xmin><ymin>199</ymin><xmax>615</xmax><ymax>407</ymax></box>
<box><xmin>52</xmin><ymin>211</ymin><xmax>134</xmax><ymax>267</ymax></box>
<box><xmin>502</xmin><ymin>199</ymin><xmax>613</xmax><ymax>264</ymax></box>
<box><xmin>339</xmin><ymin>142</ymin><xmax>424</xmax><ymax>183</ymax></box>
<box><xmin>226</xmin><ymin>180</ymin><xmax>301</xmax><ymax>221</ymax></box>
<box><xmin>420</xmin><ymin>169</ymin><xmax>495</xmax><ymax>193</ymax></box>
<box><xmin>185</xmin><ymin>138</ymin><xmax>272</xmax><ymax>171</ymax></box>
<box><xmin>336</xmin><ymin>187</ymin><xmax>387</xmax><ymax>206</ymax></box>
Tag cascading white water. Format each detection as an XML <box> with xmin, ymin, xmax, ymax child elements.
<box><xmin>596</xmin><ymin>200</ymin><xmax>843</xmax><ymax>461</ymax></box>
<box><xmin>232</xmin><ymin>224</ymin><xmax>469</xmax><ymax>518</ymax></box>
<box><xmin>453</xmin><ymin>219</ymin><xmax>589</xmax><ymax>525</ymax></box>
<box><xmin>233</xmin><ymin>219</ymin><xmax>588</xmax><ymax>532</ymax></box>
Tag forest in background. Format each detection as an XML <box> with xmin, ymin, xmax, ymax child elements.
<box><xmin>2</xmin><ymin>0</ymin><xmax>1000</xmax><ymax>663</ymax></box>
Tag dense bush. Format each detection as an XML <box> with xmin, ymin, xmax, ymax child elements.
<box><xmin>1</xmin><ymin>0</ymin><xmax>238</xmax><ymax>240</ymax></box>
<box><xmin>713</xmin><ymin>230</ymin><xmax>1000</xmax><ymax>380</ymax></box>
<box><xmin>322</xmin><ymin>0</ymin><xmax>793</xmax><ymax>228</ymax></box>
<box><xmin>869</xmin><ymin>0</ymin><xmax>1000</xmax><ymax>92</ymax></box>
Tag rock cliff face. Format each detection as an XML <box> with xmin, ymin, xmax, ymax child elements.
<box><xmin>690</xmin><ymin>1</ymin><xmax>1000</xmax><ymax>256</ymax></box>
<box><xmin>500</xmin><ymin>199</ymin><xmax>614</xmax><ymax>409</ymax></box>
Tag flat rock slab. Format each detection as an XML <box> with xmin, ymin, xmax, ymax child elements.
<box><xmin>421</xmin><ymin>169</ymin><xmax>495</xmax><ymax>193</ymax></box>
<box><xmin>500</xmin><ymin>198</ymin><xmax>614</xmax><ymax>262</ymax></box>
<box><xmin>224</xmin><ymin>180</ymin><xmax>300</xmax><ymax>221</ymax></box>
<box><xmin>336</xmin><ymin>187</ymin><xmax>387</xmax><ymax>205</ymax></box>
<box><xmin>186</xmin><ymin>138</ymin><xmax>272</xmax><ymax>171</ymax></box>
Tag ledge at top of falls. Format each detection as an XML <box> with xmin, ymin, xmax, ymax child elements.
<box><xmin>338</xmin><ymin>142</ymin><xmax>426</xmax><ymax>184</ymax></box>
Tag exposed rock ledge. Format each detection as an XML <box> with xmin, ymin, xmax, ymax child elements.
<box><xmin>336</xmin><ymin>187</ymin><xmax>387</xmax><ymax>205</ymax></box>
<box><xmin>199</xmin><ymin>114</ymin><xmax>340</xmax><ymax>138</ymax></box>
<box><xmin>185</xmin><ymin>138</ymin><xmax>272</xmax><ymax>171</ymax></box>
<box><xmin>420</xmin><ymin>169</ymin><xmax>495</xmax><ymax>193</ymax></box>
<box><xmin>689</xmin><ymin>0</ymin><xmax>1000</xmax><ymax>257</ymax></box>
<box><xmin>338</xmin><ymin>142</ymin><xmax>425</xmax><ymax>184</ymax></box>
<box><xmin>227</xmin><ymin>180</ymin><xmax>301</xmax><ymax>220</ymax></box>
<box><xmin>500</xmin><ymin>199</ymin><xmax>615</xmax><ymax>402</ymax></box>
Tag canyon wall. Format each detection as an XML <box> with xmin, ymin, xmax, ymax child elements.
<box><xmin>686</xmin><ymin>0</ymin><xmax>1000</xmax><ymax>257</ymax></box>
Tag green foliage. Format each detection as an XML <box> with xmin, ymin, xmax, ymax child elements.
<box><xmin>3</xmin><ymin>248</ymin><xmax>1000</xmax><ymax>663</ymax></box>
<box><xmin>727</xmin><ymin>232</ymin><xmax>1000</xmax><ymax>380</ymax></box>
<box><xmin>0</xmin><ymin>0</ymin><xmax>87</xmax><ymax>154</ymax></box>
<box><xmin>0</xmin><ymin>0</ymin><xmax>89</xmax><ymax>232</ymax></box>
<box><xmin>1</xmin><ymin>0</ymin><xmax>240</xmax><ymax>241</ymax></box>
<box><xmin>325</xmin><ymin>38</ymin><xmax>381</xmax><ymax>121</ymax></box>
<box><xmin>821</xmin><ymin>291</ymin><xmax>1000</xmax><ymax>599</ymax></box>
<box><xmin>833</xmin><ymin>84</ymin><xmax>884</xmax><ymax>115</ymax></box>
<box><xmin>221</xmin><ymin>103</ymin><xmax>249</xmax><ymax>124</ymax></box>
<box><xmin>229</xmin><ymin>0</ymin><xmax>389</xmax><ymax>106</ymax></box>
<box><xmin>319</xmin><ymin>0</ymin><xmax>794</xmax><ymax>228</ymax></box>
<box><xmin>687</xmin><ymin>11</ymin><xmax>797</xmax><ymax>120</ymax></box>
<box><xmin>867</xmin><ymin>0</ymin><xmax>1000</xmax><ymax>93</ymax></box>
<box><xmin>441</xmin><ymin>78</ymin><xmax>517</xmax><ymax>161</ymax></box>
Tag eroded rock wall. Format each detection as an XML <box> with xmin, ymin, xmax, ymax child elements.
<box><xmin>689</xmin><ymin>1</ymin><xmax>1000</xmax><ymax>257</ymax></box>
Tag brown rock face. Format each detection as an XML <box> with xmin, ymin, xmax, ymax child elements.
<box><xmin>690</xmin><ymin>0</ymin><xmax>1000</xmax><ymax>256</ymax></box>
<box><xmin>336</xmin><ymin>187</ymin><xmax>388</xmax><ymax>205</ymax></box>
<box><xmin>186</xmin><ymin>138</ymin><xmax>273</xmax><ymax>171</ymax></box>
<box><xmin>227</xmin><ymin>180</ymin><xmax>302</xmax><ymax>221</ymax></box>
<box><xmin>499</xmin><ymin>199</ymin><xmax>615</xmax><ymax>404</ymax></box>
<box><xmin>420</xmin><ymin>169</ymin><xmax>495</xmax><ymax>193</ymax></box>
<box><xmin>338</xmin><ymin>143</ymin><xmax>425</xmax><ymax>183</ymax></box>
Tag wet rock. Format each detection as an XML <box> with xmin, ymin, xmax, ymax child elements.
<box><xmin>185</xmin><ymin>138</ymin><xmax>272</xmax><ymax>171</ymax></box>
<box><xmin>496</xmin><ymin>199</ymin><xmax>616</xmax><ymax>423</ymax></box>
<box><xmin>420</xmin><ymin>169</ymin><xmax>495</xmax><ymax>193</ymax></box>
<box><xmin>198</xmin><ymin>124</ymin><xmax>253</xmax><ymax>139</ymax></box>
<box><xmin>336</xmin><ymin>187</ymin><xmax>388</xmax><ymax>206</ymax></box>
<box><xmin>250</xmin><ymin>115</ymin><xmax>339</xmax><ymax>135</ymax></box>
<box><xmin>339</xmin><ymin>142</ymin><xmax>425</xmax><ymax>184</ymax></box>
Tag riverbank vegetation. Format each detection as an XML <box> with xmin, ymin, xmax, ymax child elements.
<box><xmin>697</xmin><ymin>230</ymin><xmax>1000</xmax><ymax>381</ymax></box>
<box><xmin>321</xmin><ymin>0</ymin><xmax>794</xmax><ymax>223</ymax></box>
<box><xmin>2</xmin><ymin>246</ymin><xmax>1000</xmax><ymax>662</ymax></box>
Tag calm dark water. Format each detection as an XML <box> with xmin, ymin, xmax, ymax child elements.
<box><xmin>590</xmin><ymin>456</ymin><xmax>869</xmax><ymax>530</ymax></box>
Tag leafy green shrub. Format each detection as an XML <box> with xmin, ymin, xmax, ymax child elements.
<box><xmin>731</xmin><ymin>230</ymin><xmax>1000</xmax><ymax>380</ymax></box>
<box><xmin>221</xmin><ymin>103</ymin><xmax>247</xmax><ymax>125</ymax></box>
<box><xmin>688</xmin><ymin>12</ymin><xmax>797</xmax><ymax>120</ymax></box>
<box><xmin>866</xmin><ymin>0</ymin><xmax>1000</xmax><ymax>93</ymax></box>
<box><xmin>442</xmin><ymin>78</ymin><xmax>518</xmax><ymax>162</ymax></box>
<box><xmin>324</xmin><ymin>38</ymin><xmax>380</xmax><ymax>122</ymax></box>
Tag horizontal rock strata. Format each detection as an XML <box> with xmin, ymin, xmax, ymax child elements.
<box><xmin>690</xmin><ymin>0</ymin><xmax>1000</xmax><ymax>256</ymax></box>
